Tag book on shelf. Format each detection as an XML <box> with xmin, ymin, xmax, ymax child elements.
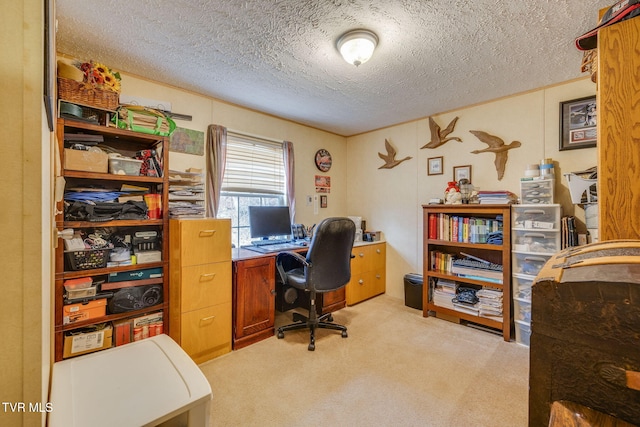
<box><xmin>455</xmin><ymin>274</ymin><xmax>503</xmax><ymax>284</ymax></box>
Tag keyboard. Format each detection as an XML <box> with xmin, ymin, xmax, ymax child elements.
<box><xmin>242</xmin><ymin>241</ymin><xmax>307</xmax><ymax>254</ymax></box>
<box><xmin>252</xmin><ymin>239</ymin><xmax>292</xmax><ymax>246</ymax></box>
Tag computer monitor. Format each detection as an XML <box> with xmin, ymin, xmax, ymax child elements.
<box><xmin>248</xmin><ymin>206</ymin><xmax>292</xmax><ymax>240</ymax></box>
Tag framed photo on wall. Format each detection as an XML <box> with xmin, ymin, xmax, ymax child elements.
<box><xmin>320</xmin><ymin>195</ymin><xmax>327</xmax><ymax>208</ymax></box>
<box><xmin>453</xmin><ymin>165</ymin><xmax>472</xmax><ymax>183</ymax></box>
<box><xmin>427</xmin><ymin>156</ymin><xmax>443</xmax><ymax>175</ymax></box>
<box><xmin>560</xmin><ymin>96</ymin><xmax>597</xmax><ymax>151</ymax></box>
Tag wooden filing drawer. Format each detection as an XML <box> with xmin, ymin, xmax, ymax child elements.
<box><xmin>170</xmin><ymin>219</ymin><xmax>231</xmax><ymax>267</ymax></box>
<box><xmin>180</xmin><ymin>261</ymin><xmax>232</xmax><ymax>313</ymax></box>
<box><xmin>180</xmin><ymin>302</ymin><xmax>232</xmax><ymax>364</ymax></box>
<box><xmin>346</xmin><ymin>242</ymin><xmax>386</xmax><ymax>305</ymax></box>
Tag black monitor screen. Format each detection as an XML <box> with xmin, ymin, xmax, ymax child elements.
<box><xmin>248</xmin><ymin>206</ymin><xmax>292</xmax><ymax>239</ymax></box>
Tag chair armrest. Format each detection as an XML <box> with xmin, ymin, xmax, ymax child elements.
<box><xmin>275</xmin><ymin>251</ymin><xmax>309</xmax><ymax>284</ymax></box>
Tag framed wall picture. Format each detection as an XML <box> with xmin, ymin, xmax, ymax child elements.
<box><xmin>427</xmin><ymin>156</ymin><xmax>443</xmax><ymax>175</ymax></box>
<box><xmin>559</xmin><ymin>96</ymin><xmax>597</xmax><ymax>151</ymax></box>
<box><xmin>453</xmin><ymin>165</ymin><xmax>472</xmax><ymax>183</ymax></box>
<box><xmin>320</xmin><ymin>195</ymin><xmax>327</xmax><ymax>208</ymax></box>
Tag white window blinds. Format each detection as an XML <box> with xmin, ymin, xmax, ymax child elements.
<box><xmin>222</xmin><ymin>132</ymin><xmax>285</xmax><ymax>195</ymax></box>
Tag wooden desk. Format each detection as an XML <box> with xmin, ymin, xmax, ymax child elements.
<box><xmin>231</xmin><ymin>247</ymin><xmax>346</xmax><ymax>349</ymax></box>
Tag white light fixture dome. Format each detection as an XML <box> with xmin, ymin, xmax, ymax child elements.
<box><xmin>337</xmin><ymin>29</ymin><xmax>378</xmax><ymax>66</ymax></box>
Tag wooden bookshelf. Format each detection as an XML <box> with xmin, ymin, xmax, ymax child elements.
<box><xmin>422</xmin><ymin>204</ymin><xmax>512</xmax><ymax>341</ymax></box>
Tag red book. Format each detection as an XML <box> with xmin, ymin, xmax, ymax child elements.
<box><xmin>429</xmin><ymin>214</ymin><xmax>437</xmax><ymax>239</ymax></box>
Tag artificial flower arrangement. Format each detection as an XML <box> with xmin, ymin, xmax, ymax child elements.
<box><xmin>77</xmin><ymin>60</ymin><xmax>121</xmax><ymax>93</ymax></box>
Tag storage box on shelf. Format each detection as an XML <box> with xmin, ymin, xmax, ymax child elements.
<box><xmin>510</xmin><ymin>203</ymin><xmax>561</xmax><ymax>347</ymax></box>
<box><xmin>422</xmin><ymin>204</ymin><xmax>512</xmax><ymax>341</ymax></box>
<box><xmin>54</xmin><ymin>118</ymin><xmax>170</xmax><ymax>361</ymax></box>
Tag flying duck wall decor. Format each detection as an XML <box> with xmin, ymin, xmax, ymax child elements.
<box><xmin>421</xmin><ymin>116</ymin><xmax>462</xmax><ymax>149</ymax></box>
<box><xmin>469</xmin><ymin>130</ymin><xmax>521</xmax><ymax>180</ymax></box>
<box><xmin>378</xmin><ymin>139</ymin><xmax>412</xmax><ymax>169</ymax></box>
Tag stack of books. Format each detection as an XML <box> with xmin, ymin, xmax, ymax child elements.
<box><xmin>476</xmin><ymin>288</ymin><xmax>503</xmax><ymax>322</ymax></box>
<box><xmin>477</xmin><ymin>190</ymin><xmax>518</xmax><ymax>204</ymax></box>
<box><xmin>432</xmin><ymin>278</ymin><xmax>457</xmax><ymax>309</ymax></box>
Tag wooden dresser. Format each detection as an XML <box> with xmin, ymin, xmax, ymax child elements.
<box><xmin>169</xmin><ymin>218</ymin><xmax>232</xmax><ymax>364</ymax></box>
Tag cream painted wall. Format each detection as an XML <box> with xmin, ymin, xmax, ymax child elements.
<box><xmin>120</xmin><ymin>75</ymin><xmax>348</xmax><ymax>226</ymax></box>
<box><xmin>1</xmin><ymin>1</ymin><xmax>50</xmax><ymax>426</ymax></box>
<box><xmin>347</xmin><ymin>78</ymin><xmax>598</xmax><ymax>301</ymax></box>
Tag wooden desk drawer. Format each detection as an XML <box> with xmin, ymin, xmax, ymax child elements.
<box><xmin>180</xmin><ymin>261</ymin><xmax>232</xmax><ymax>312</ymax></box>
<box><xmin>180</xmin><ymin>302</ymin><xmax>232</xmax><ymax>364</ymax></box>
<box><xmin>170</xmin><ymin>219</ymin><xmax>231</xmax><ymax>266</ymax></box>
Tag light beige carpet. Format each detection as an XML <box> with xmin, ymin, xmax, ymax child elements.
<box><xmin>198</xmin><ymin>294</ymin><xmax>529</xmax><ymax>427</ymax></box>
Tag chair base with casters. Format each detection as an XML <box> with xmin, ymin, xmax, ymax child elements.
<box><xmin>277</xmin><ymin>293</ymin><xmax>347</xmax><ymax>351</ymax></box>
<box><xmin>275</xmin><ymin>217</ymin><xmax>356</xmax><ymax>351</ymax></box>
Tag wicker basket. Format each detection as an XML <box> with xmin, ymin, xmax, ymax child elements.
<box><xmin>57</xmin><ymin>77</ymin><xmax>119</xmax><ymax>111</ymax></box>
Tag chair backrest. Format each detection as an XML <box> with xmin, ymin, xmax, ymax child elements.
<box><xmin>305</xmin><ymin>217</ymin><xmax>356</xmax><ymax>292</ymax></box>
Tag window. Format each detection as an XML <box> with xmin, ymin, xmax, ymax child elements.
<box><xmin>217</xmin><ymin>132</ymin><xmax>286</xmax><ymax>248</ymax></box>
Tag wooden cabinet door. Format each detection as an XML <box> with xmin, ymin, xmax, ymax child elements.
<box><xmin>233</xmin><ymin>257</ymin><xmax>275</xmax><ymax>341</ymax></box>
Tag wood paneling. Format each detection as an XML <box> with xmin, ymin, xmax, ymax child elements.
<box><xmin>597</xmin><ymin>17</ymin><xmax>640</xmax><ymax>239</ymax></box>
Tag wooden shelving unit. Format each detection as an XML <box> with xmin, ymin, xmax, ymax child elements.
<box><xmin>54</xmin><ymin>118</ymin><xmax>170</xmax><ymax>361</ymax></box>
<box><xmin>422</xmin><ymin>204</ymin><xmax>512</xmax><ymax>341</ymax></box>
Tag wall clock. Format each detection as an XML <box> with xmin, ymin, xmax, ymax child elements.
<box><xmin>315</xmin><ymin>149</ymin><xmax>332</xmax><ymax>172</ymax></box>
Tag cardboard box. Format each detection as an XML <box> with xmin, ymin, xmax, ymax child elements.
<box><xmin>64</xmin><ymin>148</ymin><xmax>108</xmax><ymax>173</ymax></box>
<box><xmin>63</xmin><ymin>325</ymin><xmax>113</xmax><ymax>358</ymax></box>
<box><xmin>63</xmin><ymin>298</ymin><xmax>107</xmax><ymax>325</ymax></box>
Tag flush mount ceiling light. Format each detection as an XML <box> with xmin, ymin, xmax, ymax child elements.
<box><xmin>337</xmin><ymin>29</ymin><xmax>378</xmax><ymax>66</ymax></box>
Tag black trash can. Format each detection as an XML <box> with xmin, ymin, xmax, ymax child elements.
<box><xmin>404</xmin><ymin>273</ymin><xmax>423</xmax><ymax>310</ymax></box>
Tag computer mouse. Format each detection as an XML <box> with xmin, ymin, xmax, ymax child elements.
<box><xmin>300</xmin><ymin>241</ymin><xmax>308</xmax><ymax>246</ymax></box>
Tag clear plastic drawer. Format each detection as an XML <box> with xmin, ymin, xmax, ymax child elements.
<box><xmin>513</xmin><ymin>229</ymin><xmax>560</xmax><ymax>254</ymax></box>
<box><xmin>513</xmin><ymin>297</ymin><xmax>532</xmax><ymax>323</ymax></box>
<box><xmin>513</xmin><ymin>274</ymin><xmax>534</xmax><ymax>301</ymax></box>
<box><xmin>512</xmin><ymin>205</ymin><xmax>561</xmax><ymax>230</ymax></box>
<box><xmin>513</xmin><ymin>252</ymin><xmax>552</xmax><ymax>277</ymax></box>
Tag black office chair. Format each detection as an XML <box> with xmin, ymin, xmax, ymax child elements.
<box><xmin>275</xmin><ymin>217</ymin><xmax>356</xmax><ymax>351</ymax></box>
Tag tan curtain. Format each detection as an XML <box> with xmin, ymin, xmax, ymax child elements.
<box><xmin>206</xmin><ymin>124</ymin><xmax>227</xmax><ymax>218</ymax></box>
<box><xmin>283</xmin><ymin>140</ymin><xmax>295</xmax><ymax>222</ymax></box>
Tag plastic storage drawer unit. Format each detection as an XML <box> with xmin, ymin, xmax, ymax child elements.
<box><xmin>520</xmin><ymin>179</ymin><xmax>554</xmax><ymax>204</ymax></box>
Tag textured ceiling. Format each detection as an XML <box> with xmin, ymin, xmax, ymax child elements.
<box><xmin>55</xmin><ymin>0</ymin><xmax>609</xmax><ymax>136</ymax></box>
